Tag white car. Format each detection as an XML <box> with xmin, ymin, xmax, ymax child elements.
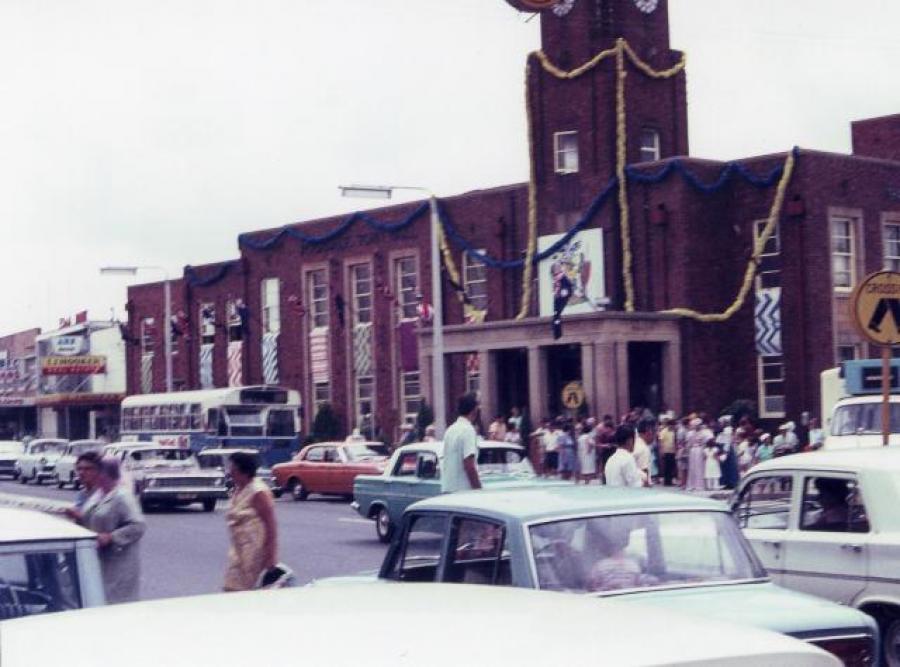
<box><xmin>0</xmin><ymin>583</ymin><xmax>839</xmax><ymax>666</ymax></box>
<box><xmin>14</xmin><ymin>439</ymin><xmax>68</xmax><ymax>485</ymax></box>
<box><xmin>0</xmin><ymin>440</ymin><xmax>24</xmax><ymax>479</ymax></box>
<box><xmin>54</xmin><ymin>440</ymin><xmax>105</xmax><ymax>489</ymax></box>
<box><xmin>0</xmin><ymin>506</ymin><xmax>105</xmax><ymax>621</ymax></box>
<box><xmin>734</xmin><ymin>447</ymin><xmax>900</xmax><ymax>665</ymax></box>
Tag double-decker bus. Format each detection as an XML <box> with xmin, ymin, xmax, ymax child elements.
<box><xmin>119</xmin><ymin>386</ymin><xmax>301</xmax><ymax>465</ymax></box>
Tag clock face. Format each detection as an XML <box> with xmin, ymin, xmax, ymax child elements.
<box><xmin>633</xmin><ymin>0</ymin><xmax>659</xmax><ymax>13</ymax></box>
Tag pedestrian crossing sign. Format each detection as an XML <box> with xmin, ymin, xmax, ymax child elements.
<box><xmin>852</xmin><ymin>271</ymin><xmax>900</xmax><ymax>346</ymax></box>
<box><xmin>562</xmin><ymin>381</ymin><xmax>585</xmax><ymax>410</ymax></box>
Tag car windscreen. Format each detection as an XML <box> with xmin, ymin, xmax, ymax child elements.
<box><xmin>0</xmin><ymin>549</ymin><xmax>82</xmax><ymax>618</ymax></box>
<box><xmin>197</xmin><ymin>454</ymin><xmax>224</xmax><ymax>469</ymax></box>
<box><xmin>529</xmin><ymin>511</ymin><xmax>765</xmax><ymax>595</ymax></box>
<box><xmin>70</xmin><ymin>443</ymin><xmax>100</xmax><ymax>455</ymax></box>
<box><xmin>477</xmin><ymin>447</ymin><xmax>533</xmax><ymax>475</ymax></box>
<box><xmin>832</xmin><ymin>402</ymin><xmax>900</xmax><ymax>435</ymax></box>
<box><xmin>130</xmin><ymin>449</ymin><xmax>193</xmax><ymax>462</ymax></box>
<box><xmin>344</xmin><ymin>444</ymin><xmax>389</xmax><ymax>461</ymax></box>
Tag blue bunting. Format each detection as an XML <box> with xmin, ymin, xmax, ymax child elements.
<box><xmin>625</xmin><ymin>156</ymin><xmax>788</xmax><ymax>190</ymax></box>
<box><xmin>185</xmin><ymin>262</ymin><xmax>235</xmax><ymax>288</ymax></box>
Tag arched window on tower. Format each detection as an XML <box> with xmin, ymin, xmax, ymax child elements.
<box><xmin>639</xmin><ymin>128</ymin><xmax>661</xmax><ymax>163</ymax></box>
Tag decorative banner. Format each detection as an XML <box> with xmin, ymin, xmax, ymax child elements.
<box><xmin>262</xmin><ymin>332</ymin><xmax>279</xmax><ymax>385</ymax></box>
<box><xmin>35</xmin><ymin>392</ymin><xmax>124</xmax><ymax>407</ymax></box>
<box><xmin>199</xmin><ymin>343</ymin><xmax>214</xmax><ymax>389</ymax></box>
<box><xmin>227</xmin><ymin>341</ymin><xmax>243</xmax><ymax>387</ymax></box>
<box><xmin>398</xmin><ymin>321</ymin><xmax>418</xmax><ymax>373</ymax></box>
<box><xmin>310</xmin><ymin>329</ymin><xmax>329</xmax><ymax>384</ymax></box>
<box><xmin>50</xmin><ymin>335</ymin><xmax>87</xmax><ymax>356</ymax></box>
<box><xmin>141</xmin><ymin>353</ymin><xmax>154</xmax><ymax>394</ymax></box>
<box><xmin>41</xmin><ymin>355</ymin><xmax>106</xmax><ymax>376</ymax></box>
<box><xmin>0</xmin><ymin>368</ymin><xmax>20</xmax><ymax>383</ymax></box>
<box><xmin>353</xmin><ymin>323</ymin><xmax>373</xmax><ymax>377</ymax></box>
<box><xmin>755</xmin><ymin>288</ymin><xmax>783</xmax><ymax>356</ymax></box>
<box><xmin>538</xmin><ymin>228</ymin><xmax>605</xmax><ymax>317</ymax></box>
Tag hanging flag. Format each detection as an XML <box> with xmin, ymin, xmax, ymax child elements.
<box><xmin>552</xmin><ymin>273</ymin><xmax>573</xmax><ymax>340</ymax></box>
<box><xmin>755</xmin><ymin>287</ymin><xmax>783</xmax><ymax>356</ymax></box>
<box><xmin>74</xmin><ymin>310</ymin><xmax>88</xmax><ymax>324</ymax></box>
<box><xmin>417</xmin><ymin>301</ymin><xmax>434</xmax><ymax>323</ymax></box>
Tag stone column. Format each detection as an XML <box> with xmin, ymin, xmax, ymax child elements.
<box><xmin>615</xmin><ymin>341</ymin><xmax>631</xmax><ymax>417</ymax></box>
<box><xmin>580</xmin><ymin>342</ymin><xmax>596</xmax><ymax>415</ymax></box>
<box><xmin>527</xmin><ymin>346</ymin><xmax>547</xmax><ymax>422</ymax></box>
<box><xmin>594</xmin><ymin>342</ymin><xmax>618</xmax><ymax>418</ymax></box>
<box><xmin>662</xmin><ymin>339</ymin><xmax>683</xmax><ymax>415</ymax></box>
<box><xmin>478</xmin><ymin>349</ymin><xmax>497</xmax><ymax>424</ymax></box>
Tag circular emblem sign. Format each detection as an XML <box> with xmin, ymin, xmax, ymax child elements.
<box><xmin>851</xmin><ymin>271</ymin><xmax>900</xmax><ymax>346</ymax></box>
<box><xmin>561</xmin><ymin>381</ymin><xmax>585</xmax><ymax>410</ymax></box>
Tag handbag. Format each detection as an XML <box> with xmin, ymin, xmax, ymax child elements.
<box><xmin>255</xmin><ymin>563</ymin><xmax>295</xmax><ymax>589</ymax></box>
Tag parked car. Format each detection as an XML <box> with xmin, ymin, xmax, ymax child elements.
<box><xmin>272</xmin><ymin>439</ymin><xmax>390</xmax><ymax>502</ymax></box>
<box><xmin>734</xmin><ymin>447</ymin><xmax>900</xmax><ymax>665</ymax></box>
<box><xmin>102</xmin><ymin>443</ymin><xmax>227</xmax><ymax>512</ymax></box>
<box><xmin>0</xmin><ymin>440</ymin><xmax>24</xmax><ymax>479</ymax></box>
<box><xmin>54</xmin><ymin>440</ymin><xmax>105</xmax><ymax>489</ymax></box>
<box><xmin>14</xmin><ymin>439</ymin><xmax>68</xmax><ymax>485</ymax></box>
<box><xmin>327</xmin><ymin>485</ymin><xmax>878</xmax><ymax>665</ymax></box>
<box><xmin>353</xmin><ymin>440</ymin><xmax>540</xmax><ymax>542</ymax></box>
<box><xmin>0</xmin><ymin>582</ymin><xmax>841</xmax><ymax>666</ymax></box>
<box><xmin>0</xmin><ymin>506</ymin><xmax>104</xmax><ymax>621</ymax></box>
<box><xmin>196</xmin><ymin>447</ymin><xmax>278</xmax><ymax>496</ymax></box>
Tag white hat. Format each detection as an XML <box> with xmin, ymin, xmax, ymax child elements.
<box><xmin>690</xmin><ymin>418</ymin><xmax>703</xmax><ymax>428</ymax></box>
<box><xmin>723</xmin><ymin>426</ymin><xmax>733</xmax><ymax>436</ymax></box>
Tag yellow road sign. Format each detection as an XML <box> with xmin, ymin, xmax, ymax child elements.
<box><xmin>852</xmin><ymin>271</ymin><xmax>900</xmax><ymax>346</ymax></box>
<box><xmin>561</xmin><ymin>381</ymin><xmax>585</xmax><ymax>410</ymax></box>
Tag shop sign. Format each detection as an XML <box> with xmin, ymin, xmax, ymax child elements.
<box><xmin>41</xmin><ymin>355</ymin><xmax>107</xmax><ymax>376</ymax></box>
<box><xmin>50</xmin><ymin>335</ymin><xmax>86</xmax><ymax>356</ymax></box>
<box><xmin>35</xmin><ymin>392</ymin><xmax>124</xmax><ymax>407</ymax></box>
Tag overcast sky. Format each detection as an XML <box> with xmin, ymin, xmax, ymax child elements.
<box><xmin>1</xmin><ymin>0</ymin><xmax>897</xmax><ymax>335</ymax></box>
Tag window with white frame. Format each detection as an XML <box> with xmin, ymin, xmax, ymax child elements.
<box><xmin>395</xmin><ymin>256</ymin><xmax>419</xmax><ymax>320</ymax></box>
<box><xmin>308</xmin><ymin>269</ymin><xmax>329</xmax><ymax>329</ymax></box>
<box><xmin>831</xmin><ymin>217</ymin><xmax>855</xmax><ymax>290</ymax></box>
<box><xmin>351</xmin><ymin>264</ymin><xmax>373</xmax><ymax>325</ymax></box>
<box><xmin>754</xmin><ymin>219</ymin><xmax>781</xmax><ymax>289</ymax></box>
<box><xmin>755</xmin><ymin>219</ymin><xmax>780</xmax><ymax>257</ymax></box>
<box><xmin>554</xmin><ymin>131</ymin><xmax>579</xmax><ymax>174</ymax></box>
<box><xmin>466</xmin><ymin>371</ymin><xmax>480</xmax><ymax>396</ymax></box>
<box><xmin>639</xmin><ymin>128</ymin><xmax>661</xmax><ymax>163</ymax></box>
<box><xmin>227</xmin><ymin>300</ymin><xmax>243</xmax><ymax>342</ymax></box>
<box><xmin>837</xmin><ymin>345</ymin><xmax>859</xmax><ymax>364</ymax></box>
<box><xmin>141</xmin><ymin>318</ymin><xmax>156</xmax><ymax>352</ymax></box>
<box><xmin>463</xmin><ymin>251</ymin><xmax>488</xmax><ymax>312</ymax></box>
<box><xmin>355</xmin><ymin>376</ymin><xmax>375</xmax><ymax>434</ymax></box>
<box><xmin>758</xmin><ymin>355</ymin><xmax>786</xmax><ymax>418</ymax></box>
<box><xmin>200</xmin><ymin>303</ymin><xmax>215</xmax><ymax>345</ymax></box>
<box><xmin>261</xmin><ymin>278</ymin><xmax>281</xmax><ymax>333</ymax></box>
<box><xmin>400</xmin><ymin>371</ymin><xmax>421</xmax><ymax>424</ymax></box>
<box><xmin>313</xmin><ymin>381</ymin><xmax>330</xmax><ymax>411</ymax></box>
<box><xmin>884</xmin><ymin>222</ymin><xmax>900</xmax><ymax>272</ymax></box>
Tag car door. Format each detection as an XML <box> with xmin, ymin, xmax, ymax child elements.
<box><xmin>300</xmin><ymin>446</ymin><xmax>327</xmax><ymax>493</ymax></box>
<box><xmin>320</xmin><ymin>446</ymin><xmax>342</xmax><ymax>494</ymax></box>
<box><xmin>779</xmin><ymin>473</ymin><xmax>869</xmax><ymax>605</ymax></box>
<box><xmin>733</xmin><ymin>473</ymin><xmax>796</xmax><ymax>583</ymax></box>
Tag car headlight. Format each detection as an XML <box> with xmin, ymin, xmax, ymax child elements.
<box><xmin>39</xmin><ymin>457</ymin><xmax>47</xmax><ymax>465</ymax></box>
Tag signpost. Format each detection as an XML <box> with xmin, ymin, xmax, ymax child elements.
<box><xmin>851</xmin><ymin>271</ymin><xmax>900</xmax><ymax>446</ymax></box>
<box><xmin>561</xmin><ymin>381</ymin><xmax>585</xmax><ymax>411</ymax></box>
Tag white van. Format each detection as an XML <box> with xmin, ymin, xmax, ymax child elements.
<box><xmin>822</xmin><ymin>361</ymin><xmax>900</xmax><ymax>449</ymax></box>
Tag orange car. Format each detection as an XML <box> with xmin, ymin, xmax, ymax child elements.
<box><xmin>272</xmin><ymin>440</ymin><xmax>390</xmax><ymax>500</ymax></box>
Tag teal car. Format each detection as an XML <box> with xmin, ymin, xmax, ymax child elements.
<box><xmin>352</xmin><ymin>440</ymin><xmax>542</xmax><ymax>543</ymax></box>
<box><xmin>350</xmin><ymin>486</ymin><xmax>879</xmax><ymax>665</ymax></box>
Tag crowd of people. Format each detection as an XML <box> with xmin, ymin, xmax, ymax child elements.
<box><xmin>484</xmin><ymin>407</ymin><xmax>825</xmax><ymax>491</ymax></box>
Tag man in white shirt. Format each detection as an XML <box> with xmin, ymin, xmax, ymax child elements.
<box><xmin>633</xmin><ymin>420</ymin><xmax>655</xmax><ymax>487</ymax></box>
<box><xmin>441</xmin><ymin>393</ymin><xmax>483</xmax><ymax>493</ymax></box>
<box><xmin>604</xmin><ymin>426</ymin><xmax>643</xmax><ymax>488</ymax></box>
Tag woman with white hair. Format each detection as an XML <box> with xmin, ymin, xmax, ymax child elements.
<box><xmin>685</xmin><ymin>418</ymin><xmax>707</xmax><ymax>491</ymax></box>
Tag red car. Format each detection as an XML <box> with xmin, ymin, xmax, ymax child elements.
<box><xmin>272</xmin><ymin>440</ymin><xmax>389</xmax><ymax>500</ymax></box>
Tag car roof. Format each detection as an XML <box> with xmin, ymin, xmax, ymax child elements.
<box><xmin>306</xmin><ymin>440</ymin><xmax>384</xmax><ymax>448</ymax></box>
<box><xmin>393</xmin><ymin>440</ymin><xmax>525</xmax><ymax>456</ymax></box>
<box><xmin>198</xmin><ymin>448</ymin><xmax>259</xmax><ymax>455</ymax></box>
<box><xmin>0</xmin><ymin>584</ymin><xmax>836</xmax><ymax>666</ymax></box>
<box><xmin>752</xmin><ymin>447</ymin><xmax>900</xmax><ymax>474</ymax></box>
<box><xmin>410</xmin><ymin>484</ymin><xmax>723</xmax><ymax>523</ymax></box>
<box><xmin>105</xmin><ymin>443</ymin><xmax>184</xmax><ymax>451</ymax></box>
<box><xmin>0</xmin><ymin>507</ymin><xmax>96</xmax><ymax>543</ymax></box>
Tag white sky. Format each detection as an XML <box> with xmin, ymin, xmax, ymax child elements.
<box><xmin>1</xmin><ymin>0</ymin><xmax>897</xmax><ymax>335</ymax></box>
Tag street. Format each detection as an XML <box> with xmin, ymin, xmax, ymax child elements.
<box><xmin>0</xmin><ymin>478</ymin><xmax>387</xmax><ymax>600</ymax></box>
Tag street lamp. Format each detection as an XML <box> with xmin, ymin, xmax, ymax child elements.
<box><xmin>100</xmin><ymin>265</ymin><xmax>173</xmax><ymax>393</ymax></box>
<box><xmin>339</xmin><ymin>184</ymin><xmax>446</xmax><ymax>438</ymax></box>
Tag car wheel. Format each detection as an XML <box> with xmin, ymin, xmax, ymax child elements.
<box><xmin>288</xmin><ymin>478</ymin><xmax>308</xmax><ymax>501</ymax></box>
<box><xmin>375</xmin><ymin>507</ymin><xmax>393</xmax><ymax>543</ymax></box>
<box><xmin>32</xmin><ymin>469</ymin><xmax>41</xmax><ymax>485</ymax></box>
<box><xmin>883</xmin><ymin>616</ymin><xmax>900</xmax><ymax>667</ymax></box>
<box><xmin>18</xmin><ymin>471</ymin><xmax>27</xmax><ymax>484</ymax></box>
<box><xmin>57</xmin><ymin>477</ymin><xmax>65</xmax><ymax>489</ymax></box>
<box><xmin>202</xmin><ymin>499</ymin><xmax>217</xmax><ymax>512</ymax></box>
<box><xmin>271</xmin><ymin>489</ymin><xmax>283</xmax><ymax>499</ymax></box>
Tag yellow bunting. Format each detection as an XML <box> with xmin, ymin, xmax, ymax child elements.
<box><xmin>439</xmin><ymin>223</ymin><xmax>488</xmax><ymax>320</ymax></box>
<box><xmin>516</xmin><ymin>58</ymin><xmax>540</xmax><ymax>319</ymax></box>
<box><xmin>533</xmin><ymin>45</ymin><xmax>618</xmax><ymax>80</ymax></box>
<box><xmin>621</xmin><ymin>41</ymin><xmax>687</xmax><ymax>79</ymax></box>
<box><xmin>614</xmin><ymin>39</ymin><xmax>636</xmax><ymax>312</ymax></box>
<box><xmin>661</xmin><ymin>149</ymin><xmax>796</xmax><ymax>322</ymax></box>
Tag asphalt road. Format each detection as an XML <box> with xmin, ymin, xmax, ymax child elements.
<box><xmin>0</xmin><ymin>477</ymin><xmax>388</xmax><ymax>600</ymax></box>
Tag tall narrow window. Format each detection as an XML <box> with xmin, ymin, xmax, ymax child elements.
<box><xmin>314</xmin><ymin>382</ymin><xmax>331</xmax><ymax>411</ymax></box>
<box><xmin>401</xmin><ymin>371</ymin><xmax>421</xmax><ymax>425</ymax></box>
<box><xmin>395</xmin><ymin>256</ymin><xmax>419</xmax><ymax>320</ymax></box>
<box><xmin>758</xmin><ymin>355</ymin><xmax>785</xmax><ymax>418</ymax></box>
<box><xmin>554</xmin><ymin>131</ymin><xmax>579</xmax><ymax>174</ymax></box>
<box><xmin>884</xmin><ymin>222</ymin><xmax>900</xmax><ymax>272</ymax></box>
<box><xmin>308</xmin><ymin>269</ymin><xmax>329</xmax><ymax>329</ymax></box>
<box><xmin>639</xmin><ymin>128</ymin><xmax>661</xmax><ymax>163</ymax></box>
<box><xmin>831</xmin><ymin>218</ymin><xmax>855</xmax><ymax>290</ymax></box>
<box><xmin>355</xmin><ymin>376</ymin><xmax>375</xmax><ymax>436</ymax></box>
<box><xmin>754</xmin><ymin>219</ymin><xmax>781</xmax><ymax>289</ymax></box>
<box><xmin>351</xmin><ymin>264</ymin><xmax>373</xmax><ymax>325</ymax></box>
<box><xmin>463</xmin><ymin>251</ymin><xmax>488</xmax><ymax>312</ymax></box>
<box><xmin>227</xmin><ymin>300</ymin><xmax>243</xmax><ymax>342</ymax></box>
<box><xmin>199</xmin><ymin>303</ymin><xmax>215</xmax><ymax>345</ymax></box>
<box><xmin>261</xmin><ymin>278</ymin><xmax>281</xmax><ymax>333</ymax></box>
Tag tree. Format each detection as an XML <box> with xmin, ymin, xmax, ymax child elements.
<box><xmin>720</xmin><ymin>399</ymin><xmax>758</xmax><ymax>427</ymax></box>
<box><xmin>310</xmin><ymin>402</ymin><xmax>343</xmax><ymax>443</ymax></box>
<box><xmin>415</xmin><ymin>400</ymin><xmax>434</xmax><ymax>441</ymax></box>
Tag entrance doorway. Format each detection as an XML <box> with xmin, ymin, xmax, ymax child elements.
<box><xmin>546</xmin><ymin>344</ymin><xmax>582</xmax><ymax>417</ymax></box>
<box><xmin>495</xmin><ymin>348</ymin><xmax>529</xmax><ymax>420</ymax></box>
<box><xmin>628</xmin><ymin>342</ymin><xmax>664</xmax><ymax>414</ymax></box>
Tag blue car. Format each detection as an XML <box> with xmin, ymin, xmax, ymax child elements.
<box><xmin>329</xmin><ymin>485</ymin><xmax>878</xmax><ymax>666</ymax></box>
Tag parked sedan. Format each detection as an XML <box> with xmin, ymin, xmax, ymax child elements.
<box><xmin>326</xmin><ymin>485</ymin><xmax>878</xmax><ymax>665</ymax></box>
<box><xmin>734</xmin><ymin>447</ymin><xmax>900</xmax><ymax>665</ymax></box>
<box><xmin>196</xmin><ymin>447</ymin><xmax>278</xmax><ymax>496</ymax></box>
<box><xmin>0</xmin><ymin>440</ymin><xmax>24</xmax><ymax>479</ymax></box>
<box><xmin>272</xmin><ymin>440</ymin><xmax>390</xmax><ymax>501</ymax></box>
<box><xmin>0</xmin><ymin>583</ymin><xmax>841</xmax><ymax>666</ymax></box>
<box><xmin>54</xmin><ymin>440</ymin><xmax>104</xmax><ymax>489</ymax></box>
<box><xmin>15</xmin><ymin>439</ymin><xmax>68</xmax><ymax>485</ymax></box>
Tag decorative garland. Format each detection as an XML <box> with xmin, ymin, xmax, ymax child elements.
<box><xmin>185</xmin><ymin>262</ymin><xmax>236</xmax><ymax>288</ymax></box>
<box><xmin>238</xmin><ymin>202</ymin><xmax>429</xmax><ymax>251</ymax></box>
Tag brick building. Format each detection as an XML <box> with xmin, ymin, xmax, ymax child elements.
<box><xmin>0</xmin><ymin>328</ymin><xmax>40</xmax><ymax>438</ymax></box>
<box><xmin>124</xmin><ymin>0</ymin><xmax>900</xmax><ymax>439</ymax></box>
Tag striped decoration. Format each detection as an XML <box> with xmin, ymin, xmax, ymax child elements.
<box><xmin>353</xmin><ymin>323</ymin><xmax>373</xmax><ymax>377</ymax></box>
<box><xmin>310</xmin><ymin>329</ymin><xmax>329</xmax><ymax>384</ymax></box>
<box><xmin>199</xmin><ymin>343</ymin><xmax>214</xmax><ymax>389</ymax></box>
<box><xmin>141</xmin><ymin>353</ymin><xmax>154</xmax><ymax>394</ymax></box>
<box><xmin>262</xmin><ymin>332</ymin><xmax>279</xmax><ymax>384</ymax></box>
<box><xmin>755</xmin><ymin>287</ymin><xmax>783</xmax><ymax>356</ymax></box>
<box><xmin>227</xmin><ymin>341</ymin><xmax>243</xmax><ymax>387</ymax></box>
